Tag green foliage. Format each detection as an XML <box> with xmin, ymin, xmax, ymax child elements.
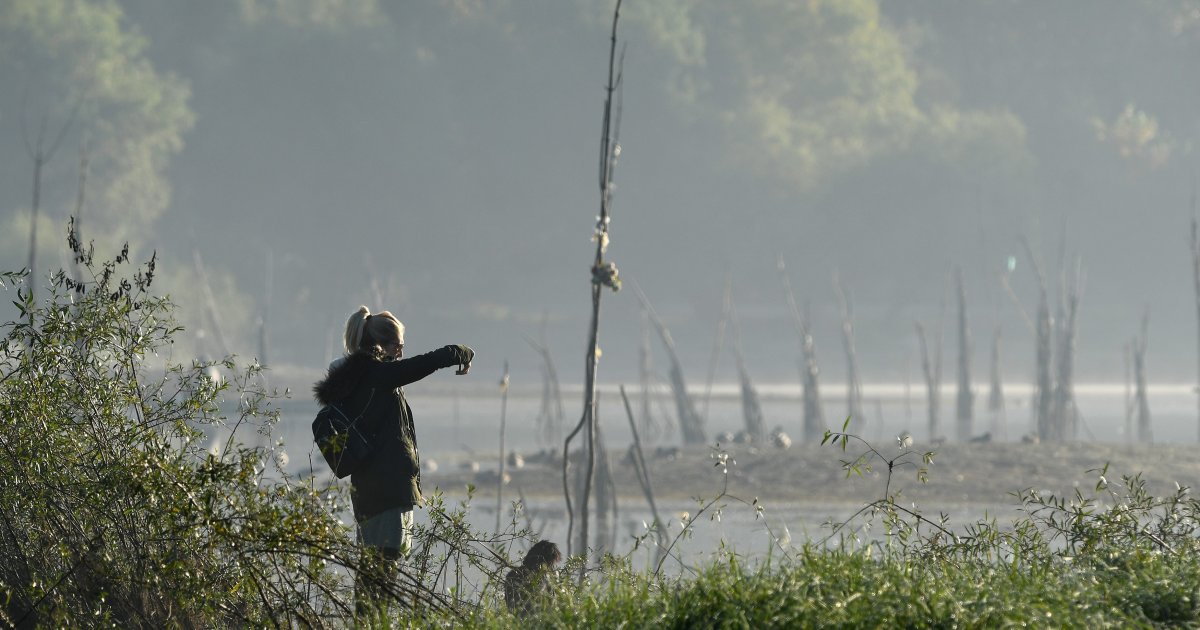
<box><xmin>237</xmin><ymin>0</ymin><xmax>386</xmax><ymax>30</ymax></box>
<box><xmin>622</xmin><ymin>0</ymin><xmax>1033</xmax><ymax>193</ymax></box>
<box><xmin>0</xmin><ymin>232</ymin><xmax>359</xmax><ymax>626</ymax></box>
<box><xmin>0</xmin><ymin>228</ymin><xmax>542</xmax><ymax>626</ymax></box>
<box><xmin>0</xmin><ymin>0</ymin><xmax>194</xmax><ymax>252</ymax></box>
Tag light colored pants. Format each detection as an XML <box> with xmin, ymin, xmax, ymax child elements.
<box><xmin>355</xmin><ymin>507</ymin><xmax>414</xmax><ymax>616</ymax></box>
<box><xmin>357</xmin><ymin>506</ymin><xmax>413</xmax><ymax>556</ymax></box>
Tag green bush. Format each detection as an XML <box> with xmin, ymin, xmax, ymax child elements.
<box><xmin>0</xmin><ymin>229</ymin><xmax>497</xmax><ymax>626</ymax></box>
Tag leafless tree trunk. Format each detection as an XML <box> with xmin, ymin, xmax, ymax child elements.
<box><xmin>833</xmin><ymin>270</ymin><xmax>864</xmax><ymax>426</ymax></box>
<box><xmin>634</xmin><ymin>283</ymin><xmax>706</xmax><ymax>445</ymax></box>
<box><xmin>638</xmin><ymin>312</ymin><xmax>659</xmax><ymax>443</ymax></box>
<box><xmin>192</xmin><ymin>248</ymin><xmax>232</xmax><ymax>359</ymax></box>
<box><xmin>563</xmin><ymin>0</ymin><xmax>624</xmax><ymax>562</ymax></box>
<box><xmin>591</xmin><ymin>412</ymin><xmax>618</xmax><ymax>554</ymax></box>
<box><xmin>915</xmin><ymin>321</ymin><xmax>943</xmax><ymax>441</ymax></box>
<box><xmin>730</xmin><ymin>301</ymin><xmax>767</xmax><ymax>444</ymax></box>
<box><xmin>778</xmin><ymin>256</ymin><xmax>824</xmax><ymax>443</ymax></box>
<box><xmin>69</xmin><ymin>139</ymin><xmax>90</xmax><ymax>287</ymax></box>
<box><xmin>22</xmin><ymin>100</ymin><xmax>79</xmax><ymax>305</ymax></box>
<box><xmin>619</xmin><ymin>386</ymin><xmax>666</xmax><ymax>568</ymax></box>
<box><xmin>1124</xmin><ymin>340</ymin><xmax>1134</xmax><ymax>442</ymax></box>
<box><xmin>954</xmin><ymin>267</ymin><xmax>974</xmax><ymax>441</ymax></box>
<box><xmin>1190</xmin><ymin>181</ymin><xmax>1200</xmax><ymax>442</ymax></box>
<box><xmin>1020</xmin><ymin>237</ymin><xmax>1057</xmax><ymax>442</ymax></box>
<box><xmin>495</xmin><ymin>361</ymin><xmax>509</xmax><ymax>533</ymax></box>
<box><xmin>702</xmin><ymin>275</ymin><xmax>733</xmax><ymax>425</ymax></box>
<box><xmin>526</xmin><ymin>324</ymin><xmax>564</xmax><ymax>448</ymax></box>
<box><xmin>987</xmin><ymin>325</ymin><xmax>1006</xmax><ymax>441</ymax></box>
<box><xmin>1134</xmin><ymin>311</ymin><xmax>1152</xmax><ymax>444</ymax></box>
<box><xmin>1051</xmin><ymin>256</ymin><xmax>1084</xmax><ymax>441</ymax></box>
<box><xmin>257</xmin><ymin>250</ymin><xmax>273</xmax><ymax>368</ymax></box>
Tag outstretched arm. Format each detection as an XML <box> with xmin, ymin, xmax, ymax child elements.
<box><xmin>377</xmin><ymin>344</ymin><xmax>473</xmax><ymax>388</ymax></box>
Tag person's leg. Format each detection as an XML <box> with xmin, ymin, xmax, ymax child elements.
<box><xmin>354</xmin><ymin>544</ymin><xmax>399</xmax><ymax>618</ymax></box>
<box><xmin>354</xmin><ymin>507</ymin><xmax>414</xmax><ymax>617</ymax></box>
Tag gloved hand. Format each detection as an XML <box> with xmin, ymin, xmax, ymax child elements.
<box><xmin>453</xmin><ymin>345</ymin><xmax>474</xmax><ymax>375</ymax></box>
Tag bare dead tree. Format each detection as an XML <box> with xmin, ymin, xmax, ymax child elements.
<box><xmin>191</xmin><ymin>248</ymin><xmax>232</xmax><ymax>359</ymax></box>
<box><xmin>778</xmin><ymin>256</ymin><xmax>824</xmax><ymax>443</ymax></box>
<box><xmin>619</xmin><ymin>385</ymin><xmax>666</xmax><ymax>568</ymax></box>
<box><xmin>257</xmin><ymin>250</ymin><xmax>273</xmax><ymax>369</ymax></box>
<box><xmin>22</xmin><ymin>97</ymin><xmax>81</xmax><ymax>304</ymax></box>
<box><xmin>495</xmin><ymin>361</ymin><xmax>509</xmax><ymax>533</ymax></box>
<box><xmin>1124</xmin><ymin>340</ymin><xmax>1135</xmax><ymax>442</ymax></box>
<box><xmin>1134</xmin><ymin>310</ymin><xmax>1152</xmax><ymax>444</ymax></box>
<box><xmin>987</xmin><ymin>325</ymin><xmax>1007</xmax><ymax>441</ymax></box>
<box><xmin>563</xmin><ymin>0</ymin><xmax>624</xmax><ymax>561</ymax></box>
<box><xmin>702</xmin><ymin>275</ymin><xmax>733</xmax><ymax>425</ymax></box>
<box><xmin>1020</xmin><ymin>237</ymin><xmax>1056</xmax><ymax>442</ymax></box>
<box><xmin>1051</xmin><ymin>256</ymin><xmax>1084</xmax><ymax>441</ymax></box>
<box><xmin>1190</xmin><ymin>179</ymin><xmax>1200</xmax><ymax>441</ymax></box>
<box><xmin>591</xmin><ymin>411</ymin><xmax>618</xmax><ymax>554</ymax></box>
<box><xmin>68</xmin><ymin>138</ymin><xmax>91</xmax><ymax>287</ymax></box>
<box><xmin>633</xmin><ymin>282</ymin><xmax>706</xmax><ymax>445</ymax></box>
<box><xmin>364</xmin><ymin>252</ymin><xmax>385</xmax><ymax>309</ymax></box>
<box><xmin>730</xmin><ymin>300</ymin><xmax>767</xmax><ymax>444</ymax></box>
<box><xmin>832</xmin><ymin>270</ymin><xmax>864</xmax><ymax>426</ymax></box>
<box><xmin>637</xmin><ymin>311</ymin><xmax>668</xmax><ymax>444</ymax></box>
<box><xmin>915</xmin><ymin>320</ymin><xmax>943</xmax><ymax>442</ymax></box>
<box><xmin>525</xmin><ymin>320</ymin><xmax>564</xmax><ymax>448</ymax></box>
<box><xmin>954</xmin><ymin>266</ymin><xmax>974</xmax><ymax>441</ymax></box>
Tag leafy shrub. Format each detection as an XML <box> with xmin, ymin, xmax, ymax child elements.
<box><xmin>0</xmin><ymin>228</ymin><xmax>488</xmax><ymax>627</ymax></box>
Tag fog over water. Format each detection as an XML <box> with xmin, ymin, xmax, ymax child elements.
<box><xmin>3</xmin><ymin>1</ymin><xmax>1200</xmax><ymax>431</ymax></box>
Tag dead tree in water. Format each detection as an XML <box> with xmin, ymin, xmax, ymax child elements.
<box><xmin>702</xmin><ymin>276</ymin><xmax>733</xmax><ymax>425</ymax></box>
<box><xmin>987</xmin><ymin>325</ymin><xmax>1006</xmax><ymax>441</ymax></box>
<box><xmin>563</xmin><ymin>0</ymin><xmax>624</xmax><ymax>560</ymax></box>
<box><xmin>1190</xmin><ymin>180</ymin><xmax>1200</xmax><ymax>441</ymax></box>
<box><xmin>832</xmin><ymin>271</ymin><xmax>864</xmax><ymax>426</ymax></box>
<box><xmin>591</xmin><ymin>412</ymin><xmax>618</xmax><ymax>554</ymax></box>
<box><xmin>257</xmin><ymin>250</ymin><xmax>273</xmax><ymax>369</ymax></box>
<box><xmin>730</xmin><ymin>301</ymin><xmax>767</xmax><ymax>444</ymax></box>
<box><xmin>192</xmin><ymin>248</ymin><xmax>232</xmax><ymax>359</ymax></box>
<box><xmin>525</xmin><ymin>324</ymin><xmax>564</xmax><ymax>448</ymax></box>
<box><xmin>1051</xmin><ymin>256</ymin><xmax>1084</xmax><ymax>441</ymax></box>
<box><xmin>619</xmin><ymin>386</ymin><xmax>666</xmax><ymax>568</ymax></box>
<box><xmin>1133</xmin><ymin>310</ymin><xmax>1152</xmax><ymax>443</ymax></box>
<box><xmin>1017</xmin><ymin>235</ymin><xmax>1086</xmax><ymax>443</ymax></box>
<box><xmin>1020</xmin><ymin>238</ymin><xmax>1057</xmax><ymax>442</ymax></box>
<box><xmin>634</xmin><ymin>283</ymin><xmax>706</xmax><ymax>445</ymax></box>
<box><xmin>915</xmin><ymin>321</ymin><xmax>943</xmax><ymax>441</ymax></box>
<box><xmin>636</xmin><ymin>313</ymin><xmax>663</xmax><ymax>444</ymax></box>
<box><xmin>954</xmin><ymin>267</ymin><xmax>974</xmax><ymax>441</ymax></box>
<box><xmin>1124</xmin><ymin>340</ymin><xmax>1134</xmax><ymax>441</ymax></box>
<box><xmin>778</xmin><ymin>256</ymin><xmax>824</xmax><ymax>443</ymax></box>
<box><xmin>495</xmin><ymin>361</ymin><xmax>510</xmax><ymax>533</ymax></box>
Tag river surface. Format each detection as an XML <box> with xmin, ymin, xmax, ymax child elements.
<box><xmin>229</xmin><ymin>382</ymin><xmax>1199</xmax><ymax>565</ymax></box>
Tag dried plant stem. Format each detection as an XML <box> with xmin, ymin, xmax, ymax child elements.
<box><xmin>564</xmin><ymin>0</ymin><xmax>623</xmax><ymax>566</ymax></box>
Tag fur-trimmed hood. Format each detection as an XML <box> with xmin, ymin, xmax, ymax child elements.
<box><xmin>312</xmin><ymin>353</ymin><xmax>378</xmax><ymax>405</ymax></box>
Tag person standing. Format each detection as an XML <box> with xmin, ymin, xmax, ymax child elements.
<box><xmin>313</xmin><ymin>306</ymin><xmax>473</xmax><ymax>615</ymax></box>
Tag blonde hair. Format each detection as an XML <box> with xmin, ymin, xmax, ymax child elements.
<box><xmin>343</xmin><ymin>306</ymin><xmax>405</xmax><ymax>357</ymax></box>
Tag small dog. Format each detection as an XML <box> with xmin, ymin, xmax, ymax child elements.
<box><xmin>504</xmin><ymin>540</ymin><xmax>562</xmax><ymax>616</ymax></box>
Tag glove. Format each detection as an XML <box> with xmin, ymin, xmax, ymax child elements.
<box><xmin>451</xmin><ymin>345</ymin><xmax>474</xmax><ymax>374</ymax></box>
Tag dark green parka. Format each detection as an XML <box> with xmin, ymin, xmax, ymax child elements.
<box><xmin>313</xmin><ymin>345</ymin><xmax>472</xmax><ymax>522</ymax></box>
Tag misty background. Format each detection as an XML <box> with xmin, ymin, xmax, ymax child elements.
<box><xmin>3</xmin><ymin>0</ymin><xmax>1200</xmax><ymax>412</ymax></box>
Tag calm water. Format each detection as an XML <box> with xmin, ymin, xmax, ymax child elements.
<box><xmin>239</xmin><ymin>382</ymin><xmax>1197</xmax><ymax>564</ymax></box>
